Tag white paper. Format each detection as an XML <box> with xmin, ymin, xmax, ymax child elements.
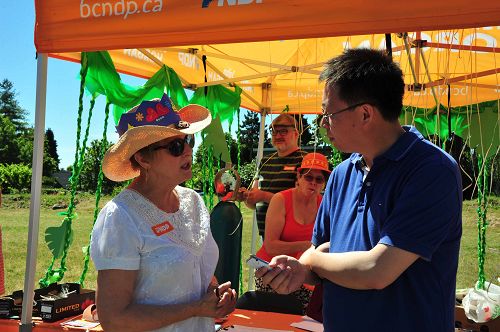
<box><xmin>60</xmin><ymin>319</ymin><xmax>101</xmax><ymax>329</ymax></box>
<box><xmin>226</xmin><ymin>324</ymin><xmax>293</xmax><ymax>332</ymax></box>
<box><xmin>290</xmin><ymin>315</ymin><xmax>324</xmax><ymax>332</ymax></box>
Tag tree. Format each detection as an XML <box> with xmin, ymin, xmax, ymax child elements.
<box><xmin>238</xmin><ymin>110</ymin><xmax>270</xmax><ymax>164</ymax></box>
<box><xmin>78</xmin><ymin>139</ymin><xmax>119</xmax><ymax>194</ymax></box>
<box><xmin>0</xmin><ymin>115</ymin><xmax>18</xmax><ymax>164</ymax></box>
<box><xmin>0</xmin><ymin>79</ymin><xmax>28</xmax><ymax>133</ymax></box>
<box><xmin>295</xmin><ymin>114</ymin><xmax>314</xmax><ymax>146</ymax></box>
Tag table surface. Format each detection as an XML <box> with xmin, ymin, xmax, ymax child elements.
<box><xmin>223</xmin><ymin>309</ymin><xmax>306</xmax><ymax>331</ymax></box>
<box><xmin>3</xmin><ymin>307</ymin><xmax>497</xmax><ymax>331</ymax></box>
<box><xmin>0</xmin><ymin>309</ymin><xmax>306</xmax><ymax>332</ymax></box>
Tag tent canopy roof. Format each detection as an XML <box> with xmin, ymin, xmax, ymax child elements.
<box><xmin>35</xmin><ymin>0</ymin><xmax>500</xmax><ymax>53</ymax></box>
<box><xmin>36</xmin><ymin>1</ymin><xmax>500</xmax><ymax>113</ymax></box>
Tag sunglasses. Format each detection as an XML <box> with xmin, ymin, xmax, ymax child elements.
<box><xmin>270</xmin><ymin>126</ymin><xmax>294</xmax><ymax>136</ymax></box>
<box><xmin>154</xmin><ymin>134</ymin><xmax>195</xmax><ymax>157</ymax></box>
<box><xmin>302</xmin><ymin>174</ymin><xmax>325</xmax><ymax>184</ymax></box>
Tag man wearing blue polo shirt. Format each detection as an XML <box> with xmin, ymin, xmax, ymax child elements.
<box><xmin>257</xmin><ymin>48</ymin><xmax>462</xmax><ymax>332</ymax></box>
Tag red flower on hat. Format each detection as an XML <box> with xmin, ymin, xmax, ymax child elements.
<box><xmin>146</xmin><ymin>103</ymin><xmax>171</xmax><ymax>122</ymax></box>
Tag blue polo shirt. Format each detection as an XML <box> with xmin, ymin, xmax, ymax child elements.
<box><xmin>312</xmin><ymin>126</ymin><xmax>462</xmax><ymax>332</ymax></box>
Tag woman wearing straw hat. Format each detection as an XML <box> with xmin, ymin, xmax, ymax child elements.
<box><xmin>90</xmin><ymin>94</ymin><xmax>236</xmax><ymax>332</ymax></box>
<box><xmin>254</xmin><ymin>152</ymin><xmax>331</xmax><ymax>312</ymax></box>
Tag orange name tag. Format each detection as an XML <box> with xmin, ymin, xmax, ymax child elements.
<box><xmin>283</xmin><ymin>166</ymin><xmax>296</xmax><ymax>171</ymax></box>
<box><xmin>151</xmin><ymin>221</ymin><xmax>174</xmax><ymax>236</ymax></box>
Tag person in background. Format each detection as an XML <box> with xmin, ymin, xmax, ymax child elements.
<box><xmin>254</xmin><ymin>152</ymin><xmax>330</xmax><ymax>312</ymax></box>
<box><xmin>244</xmin><ymin>113</ymin><xmax>307</xmax><ymax>238</ymax></box>
<box><xmin>257</xmin><ymin>48</ymin><xmax>462</xmax><ymax>332</ymax></box>
<box><xmin>90</xmin><ymin>94</ymin><xmax>236</xmax><ymax>332</ymax></box>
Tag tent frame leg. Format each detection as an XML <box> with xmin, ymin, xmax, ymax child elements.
<box><xmin>20</xmin><ymin>54</ymin><xmax>48</xmax><ymax>332</ymax></box>
<box><xmin>247</xmin><ymin>109</ymin><xmax>267</xmax><ymax>291</ymax></box>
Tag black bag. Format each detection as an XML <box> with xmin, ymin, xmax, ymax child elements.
<box><xmin>305</xmin><ymin>283</ymin><xmax>323</xmax><ymax>323</ymax></box>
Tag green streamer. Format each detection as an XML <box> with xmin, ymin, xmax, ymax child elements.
<box><xmin>201</xmin><ymin>132</ymin><xmax>208</xmax><ymax>207</ymax></box>
<box><xmin>40</xmin><ymin>55</ymin><xmax>92</xmax><ymax>287</ymax></box>
<box><xmin>79</xmin><ymin>101</ymin><xmax>111</xmax><ymax>286</ymax></box>
<box><xmin>207</xmin><ymin>144</ymin><xmax>215</xmax><ymax>211</ymax></box>
<box><xmin>476</xmin><ymin>154</ymin><xmax>490</xmax><ymax>289</ymax></box>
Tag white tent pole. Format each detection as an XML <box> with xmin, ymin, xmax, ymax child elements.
<box><xmin>20</xmin><ymin>54</ymin><xmax>48</xmax><ymax>332</ymax></box>
<box><xmin>247</xmin><ymin>108</ymin><xmax>267</xmax><ymax>291</ymax></box>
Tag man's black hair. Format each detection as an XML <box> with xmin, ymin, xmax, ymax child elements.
<box><xmin>319</xmin><ymin>48</ymin><xmax>405</xmax><ymax>121</ymax></box>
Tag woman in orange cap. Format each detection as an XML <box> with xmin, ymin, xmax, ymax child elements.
<box><xmin>90</xmin><ymin>94</ymin><xmax>236</xmax><ymax>332</ymax></box>
<box><xmin>254</xmin><ymin>152</ymin><xmax>331</xmax><ymax>312</ymax></box>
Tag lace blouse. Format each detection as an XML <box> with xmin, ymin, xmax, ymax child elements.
<box><xmin>91</xmin><ymin>187</ymin><xmax>219</xmax><ymax>331</ymax></box>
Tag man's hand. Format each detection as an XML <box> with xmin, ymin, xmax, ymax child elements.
<box><xmin>245</xmin><ymin>188</ymin><xmax>272</xmax><ymax>206</ymax></box>
<box><xmin>254</xmin><ymin>255</ymin><xmax>307</xmax><ymax>294</ymax></box>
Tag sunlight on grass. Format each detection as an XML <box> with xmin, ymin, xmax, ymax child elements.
<box><xmin>0</xmin><ymin>193</ymin><xmax>498</xmax><ymax>295</ymax></box>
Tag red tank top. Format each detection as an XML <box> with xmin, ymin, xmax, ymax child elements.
<box><xmin>256</xmin><ymin>188</ymin><xmax>322</xmax><ymax>262</ymax></box>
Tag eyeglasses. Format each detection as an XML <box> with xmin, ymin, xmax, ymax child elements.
<box><xmin>154</xmin><ymin>134</ymin><xmax>195</xmax><ymax>157</ymax></box>
<box><xmin>302</xmin><ymin>174</ymin><xmax>325</xmax><ymax>184</ymax></box>
<box><xmin>270</xmin><ymin>126</ymin><xmax>295</xmax><ymax>136</ymax></box>
<box><xmin>321</xmin><ymin>102</ymin><xmax>368</xmax><ymax>121</ymax></box>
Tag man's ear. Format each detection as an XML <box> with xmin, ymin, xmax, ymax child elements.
<box><xmin>360</xmin><ymin>103</ymin><xmax>375</xmax><ymax>123</ymax></box>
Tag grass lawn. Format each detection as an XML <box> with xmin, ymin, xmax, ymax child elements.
<box><xmin>0</xmin><ymin>192</ymin><xmax>498</xmax><ymax>295</ymax></box>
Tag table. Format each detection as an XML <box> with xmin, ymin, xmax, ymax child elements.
<box><xmin>223</xmin><ymin>309</ymin><xmax>306</xmax><ymax>331</ymax></box>
<box><xmin>0</xmin><ymin>309</ymin><xmax>306</xmax><ymax>332</ymax></box>
<box><xmin>1</xmin><ymin>306</ymin><xmax>497</xmax><ymax>331</ymax></box>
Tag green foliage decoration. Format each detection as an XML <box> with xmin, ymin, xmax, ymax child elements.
<box><xmin>45</xmin><ymin>220</ymin><xmax>74</xmax><ymax>259</ymax></box>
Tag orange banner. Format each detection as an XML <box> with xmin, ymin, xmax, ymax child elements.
<box><xmin>35</xmin><ymin>0</ymin><xmax>500</xmax><ymax>53</ymax></box>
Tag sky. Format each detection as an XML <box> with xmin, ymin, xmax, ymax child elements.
<box><xmin>0</xmin><ymin>2</ymin><xmax>219</xmax><ymax>169</ymax></box>
<box><xmin>0</xmin><ymin>2</ymin><xmax>121</xmax><ymax>168</ymax></box>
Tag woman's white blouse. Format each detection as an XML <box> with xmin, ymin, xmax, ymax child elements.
<box><xmin>91</xmin><ymin>187</ymin><xmax>219</xmax><ymax>332</ymax></box>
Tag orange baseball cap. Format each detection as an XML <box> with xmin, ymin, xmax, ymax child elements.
<box><xmin>297</xmin><ymin>152</ymin><xmax>331</xmax><ymax>174</ymax></box>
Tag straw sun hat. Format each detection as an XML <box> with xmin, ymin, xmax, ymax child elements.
<box><xmin>102</xmin><ymin>94</ymin><xmax>211</xmax><ymax>182</ymax></box>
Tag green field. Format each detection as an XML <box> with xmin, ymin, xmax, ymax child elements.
<box><xmin>0</xmin><ymin>192</ymin><xmax>498</xmax><ymax>294</ymax></box>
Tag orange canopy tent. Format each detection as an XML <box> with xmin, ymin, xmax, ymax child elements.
<box><xmin>21</xmin><ymin>1</ymin><xmax>500</xmax><ymax>331</ymax></box>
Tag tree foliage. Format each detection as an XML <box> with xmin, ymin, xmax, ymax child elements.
<box><xmin>45</xmin><ymin>128</ymin><xmax>60</xmax><ymax>169</ymax></box>
<box><xmin>238</xmin><ymin>111</ymin><xmax>270</xmax><ymax>165</ymax></box>
<box><xmin>0</xmin><ymin>79</ymin><xmax>61</xmax><ymax>182</ymax></box>
<box><xmin>0</xmin><ymin>79</ymin><xmax>28</xmax><ymax>133</ymax></box>
<box><xmin>78</xmin><ymin>139</ymin><xmax>120</xmax><ymax>194</ymax></box>
<box><xmin>0</xmin><ymin>115</ymin><xmax>18</xmax><ymax>164</ymax></box>
<box><xmin>0</xmin><ymin>163</ymin><xmax>32</xmax><ymax>193</ymax></box>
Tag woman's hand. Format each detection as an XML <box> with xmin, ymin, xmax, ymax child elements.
<box><xmin>197</xmin><ymin>281</ymin><xmax>237</xmax><ymax>318</ymax></box>
<box><xmin>255</xmin><ymin>255</ymin><xmax>307</xmax><ymax>294</ymax></box>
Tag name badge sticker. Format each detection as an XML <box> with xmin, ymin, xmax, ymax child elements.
<box><xmin>283</xmin><ymin>165</ymin><xmax>296</xmax><ymax>171</ymax></box>
<box><xmin>152</xmin><ymin>220</ymin><xmax>174</xmax><ymax>236</ymax></box>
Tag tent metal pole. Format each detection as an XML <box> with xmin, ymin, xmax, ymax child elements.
<box><xmin>166</xmin><ymin>47</ymin><xmax>324</xmax><ymax>74</ymax></box>
<box><xmin>196</xmin><ymin>69</ymin><xmax>290</xmax><ymax>88</ymax></box>
<box><xmin>20</xmin><ymin>54</ymin><xmax>48</xmax><ymax>332</ymax></box>
<box><xmin>402</xmin><ymin>33</ymin><xmax>439</xmax><ymax>107</ymax></box>
<box><xmin>247</xmin><ymin>108</ymin><xmax>268</xmax><ymax>291</ymax></box>
<box><xmin>138</xmin><ymin>48</ymin><xmax>190</xmax><ymax>86</ymax></box>
<box><xmin>425</xmin><ymin>67</ymin><xmax>500</xmax><ymax>87</ymax></box>
<box><xmin>418</xmin><ymin>48</ymin><xmax>439</xmax><ymax>105</ymax></box>
<box><xmin>193</xmin><ymin>53</ymin><xmax>263</xmax><ymax>109</ymax></box>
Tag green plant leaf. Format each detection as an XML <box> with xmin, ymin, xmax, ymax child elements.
<box><xmin>45</xmin><ymin>220</ymin><xmax>73</xmax><ymax>259</ymax></box>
